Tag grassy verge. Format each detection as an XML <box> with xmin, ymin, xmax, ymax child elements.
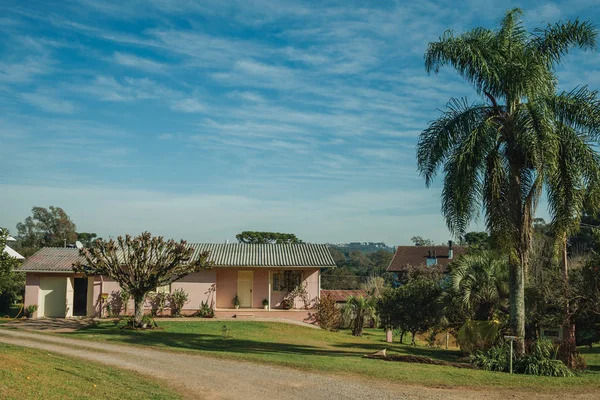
<box><xmin>63</xmin><ymin>320</ymin><xmax>600</xmax><ymax>392</ymax></box>
<box><xmin>0</xmin><ymin>343</ymin><xmax>181</xmax><ymax>400</ymax></box>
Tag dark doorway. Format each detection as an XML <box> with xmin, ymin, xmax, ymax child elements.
<box><xmin>73</xmin><ymin>278</ymin><xmax>88</xmax><ymax>317</ymax></box>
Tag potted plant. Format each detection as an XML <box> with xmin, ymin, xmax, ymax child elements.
<box><xmin>233</xmin><ymin>295</ymin><xmax>240</xmax><ymax>309</ymax></box>
<box><xmin>262</xmin><ymin>299</ymin><xmax>269</xmax><ymax>310</ymax></box>
<box><xmin>26</xmin><ymin>304</ymin><xmax>38</xmax><ymax>319</ymax></box>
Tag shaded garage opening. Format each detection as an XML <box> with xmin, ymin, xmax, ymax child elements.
<box><xmin>73</xmin><ymin>278</ymin><xmax>88</xmax><ymax>317</ymax></box>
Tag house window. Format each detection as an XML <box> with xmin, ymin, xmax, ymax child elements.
<box><xmin>272</xmin><ymin>271</ymin><xmax>302</xmax><ymax>292</ymax></box>
<box><xmin>156</xmin><ymin>284</ymin><xmax>170</xmax><ymax>294</ymax></box>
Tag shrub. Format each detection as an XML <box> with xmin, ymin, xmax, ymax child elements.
<box><xmin>472</xmin><ymin>339</ymin><xmax>574</xmax><ymax>377</ymax></box>
<box><xmin>148</xmin><ymin>292</ymin><xmax>168</xmax><ymax>317</ymax></box>
<box><xmin>457</xmin><ymin>320</ymin><xmax>501</xmax><ymax>354</ymax></box>
<box><xmin>312</xmin><ymin>294</ymin><xmax>341</xmax><ymax>331</ymax></box>
<box><xmin>26</xmin><ymin>304</ymin><xmax>38</xmax><ymax>317</ymax></box>
<box><xmin>120</xmin><ymin>290</ymin><xmax>131</xmax><ymax>314</ymax></box>
<box><xmin>232</xmin><ymin>295</ymin><xmax>240</xmax><ymax>308</ymax></box>
<box><xmin>198</xmin><ymin>300</ymin><xmax>215</xmax><ymax>318</ymax></box>
<box><xmin>169</xmin><ymin>288</ymin><xmax>189</xmax><ymax>317</ymax></box>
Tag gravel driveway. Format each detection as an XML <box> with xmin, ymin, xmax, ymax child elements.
<box><xmin>0</xmin><ymin>328</ymin><xmax>593</xmax><ymax>400</ymax></box>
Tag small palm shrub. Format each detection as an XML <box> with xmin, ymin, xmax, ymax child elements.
<box><xmin>312</xmin><ymin>294</ymin><xmax>342</xmax><ymax>331</ymax></box>
<box><xmin>169</xmin><ymin>288</ymin><xmax>189</xmax><ymax>317</ymax></box>
<box><xmin>26</xmin><ymin>304</ymin><xmax>38</xmax><ymax>318</ymax></box>
<box><xmin>472</xmin><ymin>339</ymin><xmax>573</xmax><ymax>377</ymax></box>
<box><xmin>344</xmin><ymin>296</ymin><xmax>376</xmax><ymax>336</ymax></box>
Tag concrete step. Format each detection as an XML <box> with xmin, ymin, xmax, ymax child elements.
<box><xmin>234</xmin><ymin>313</ymin><xmax>255</xmax><ymax>318</ymax></box>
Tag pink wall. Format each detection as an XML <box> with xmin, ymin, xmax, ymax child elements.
<box><xmin>24</xmin><ymin>274</ymin><xmax>41</xmax><ymax>317</ymax></box>
<box><xmin>171</xmin><ymin>270</ymin><xmax>216</xmax><ymax>309</ymax></box>
<box><xmin>216</xmin><ymin>269</ymin><xmax>237</xmax><ymax>308</ymax></box>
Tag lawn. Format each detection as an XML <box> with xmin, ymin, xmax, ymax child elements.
<box><xmin>63</xmin><ymin>320</ymin><xmax>600</xmax><ymax>393</ymax></box>
<box><xmin>0</xmin><ymin>343</ymin><xmax>182</xmax><ymax>400</ymax></box>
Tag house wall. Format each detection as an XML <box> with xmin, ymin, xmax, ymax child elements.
<box><xmin>24</xmin><ymin>274</ymin><xmax>41</xmax><ymax>317</ymax></box>
<box><xmin>171</xmin><ymin>269</ymin><xmax>216</xmax><ymax>309</ymax></box>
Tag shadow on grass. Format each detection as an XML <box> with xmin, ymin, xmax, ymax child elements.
<box><xmin>66</xmin><ymin>323</ymin><xmax>360</xmax><ymax>358</ymax></box>
<box><xmin>66</xmin><ymin>322</ymin><xmax>467</xmax><ymax>365</ymax></box>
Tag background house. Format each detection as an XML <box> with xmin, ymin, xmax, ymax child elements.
<box><xmin>3</xmin><ymin>235</ymin><xmax>24</xmax><ymax>260</ymax></box>
<box><xmin>386</xmin><ymin>240</ymin><xmax>466</xmax><ymax>276</ymax></box>
<box><xmin>19</xmin><ymin>243</ymin><xmax>336</xmax><ymax>319</ymax></box>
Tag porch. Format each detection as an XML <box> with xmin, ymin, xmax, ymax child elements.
<box><xmin>214</xmin><ymin>267</ymin><xmax>321</xmax><ymax>310</ymax></box>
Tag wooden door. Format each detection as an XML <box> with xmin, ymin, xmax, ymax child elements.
<box><xmin>237</xmin><ymin>271</ymin><xmax>253</xmax><ymax>308</ymax></box>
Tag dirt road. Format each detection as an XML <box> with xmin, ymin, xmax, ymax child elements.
<box><xmin>0</xmin><ymin>328</ymin><xmax>591</xmax><ymax>400</ymax></box>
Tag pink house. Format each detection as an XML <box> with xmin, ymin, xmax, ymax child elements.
<box><xmin>19</xmin><ymin>243</ymin><xmax>336</xmax><ymax>319</ymax></box>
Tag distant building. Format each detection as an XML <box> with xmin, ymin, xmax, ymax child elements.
<box><xmin>386</xmin><ymin>240</ymin><xmax>466</xmax><ymax>273</ymax></box>
<box><xmin>3</xmin><ymin>234</ymin><xmax>24</xmax><ymax>260</ymax></box>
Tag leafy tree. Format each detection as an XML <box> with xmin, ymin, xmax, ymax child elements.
<box><xmin>320</xmin><ymin>267</ymin><xmax>361</xmax><ymax>290</ymax></box>
<box><xmin>328</xmin><ymin>247</ymin><xmax>346</xmax><ymax>266</ymax></box>
<box><xmin>379</xmin><ymin>278</ymin><xmax>445</xmax><ymax>345</ymax></box>
<box><xmin>410</xmin><ymin>236</ymin><xmax>434</xmax><ymax>246</ymax></box>
<box><xmin>235</xmin><ymin>231</ymin><xmax>303</xmax><ymax>244</ymax></box>
<box><xmin>0</xmin><ymin>228</ymin><xmax>24</xmax><ymax>312</ymax></box>
<box><xmin>462</xmin><ymin>232</ymin><xmax>490</xmax><ymax>250</ymax></box>
<box><xmin>77</xmin><ymin>232</ymin><xmax>101</xmax><ymax>247</ymax></box>
<box><xmin>74</xmin><ymin>232</ymin><xmax>211</xmax><ymax>327</ymax></box>
<box><xmin>344</xmin><ymin>295</ymin><xmax>377</xmax><ymax>336</ymax></box>
<box><xmin>450</xmin><ymin>252</ymin><xmax>509</xmax><ymax>320</ymax></box>
<box><xmin>15</xmin><ymin>206</ymin><xmax>77</xmax><ymax>255</ymax></box>
<box><xmin>417</xmin><ymin>8</ymin><xmax>600</xmax><ymax>353</ymax></box>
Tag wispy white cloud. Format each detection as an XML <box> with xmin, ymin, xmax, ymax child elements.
<box><xmin>19</xmin><ymin>90</ymin><xmax>77</xmax><ymax>114</ymax></box>
<box><xmin>170</xmin><ymin>98</ymin><xmax>205</xmax><ymax>113</ymax></box>
<box><xmin>113</xmin><ymin>52</ymin><xmax>166</xmax><ymax>73</ymax></box>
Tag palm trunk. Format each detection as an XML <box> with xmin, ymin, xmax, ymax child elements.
<box><xmin>509</xmin><ymin>252</ymin><xmax>526</xmax><ymax>354</ymax></box>
<box><xmin>133</xmin><ymin>293</ymin><xmax>145</xmax><ymax>328</ymax></box>
<box><xmin>560</xmin><ymin>234</ymin><xmax>577</xmax><ymax>369</ymax></box>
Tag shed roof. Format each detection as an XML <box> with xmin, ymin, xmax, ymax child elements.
<box><xmin>19</xmin><ymin>243</ymin><xmax>336</xmax><ymax>272</ymax></box>
<box><xmin>321</xmin><ymin>290</ymin><xmax>368</xmax><ymax>302</ymax></box>
<box><xmin>386</xmin><ymin>245</ymin><xmax>466</xmax><ymax>272</ymax></box>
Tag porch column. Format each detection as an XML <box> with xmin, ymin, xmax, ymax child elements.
<box><xmin>318</xmin><ymin>270</ymin><xmax>321</xmax><ymax>300</ymax></box>
<box><xmin>65</xmin><ymin>277</ymin><xmax>74</xmax><ymax>318</ymax></box>
<box><xmin>268</xmin><ymin>270</ymin><xmax>271</xmax><ymax>311</ymax></box>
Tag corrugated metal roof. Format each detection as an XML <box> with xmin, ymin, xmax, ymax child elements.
<box><xmin>18</xmin><ymin>247</ymin><xmax>81</xmax><ymax>272</ymax></box>
<box><xmin>3</xmin><ymin>245</ymin><xmax>24</xmax><ymax>260</ymax></box>
<box><xmin>190</xmin><ymin>243</ymin><xmax>336</xmax><ymax>267</ymax></box>
<box><xmin>18</xmin><ymin>243</ymin><xmax>336</xmax><ymax>272</ymax></box>
<box><xmin>386</xmin><ymin>245</ymin><xmax>466</xmax><ymax>272</ymax></box>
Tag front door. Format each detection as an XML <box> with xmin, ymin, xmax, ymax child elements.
<box><xmin>73</xmin><ymin>278</ymin><xmax>88</xmax><ymax>317</ymax></box>
<box><xmin>237</xmin><ymin>271</ymin><xmax>253</xmax><ymax>308</ymax></box>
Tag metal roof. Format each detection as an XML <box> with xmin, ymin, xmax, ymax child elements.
<box><xmin>3</xmin><ymin>245</ymin><xmax>24</xmax><ymax>260</ymax></box>
<box><xmin>386</xmin><ymin>245</ymin><xmax>466</xmax><ymax>272</ymax></box>
<box><xmin>18</xmin><ymin>243</ymin><xmax>336</xmax><ymax>272</ymax></box>
<box><xmin>18</xmin><ymin>247</ymin><xmax>81</xmax><ymax>272</ymax></box>
<box><xmin>190</xmin><ymin>243</ymin><xmax>336</xmax><ymax>267</ymax></box>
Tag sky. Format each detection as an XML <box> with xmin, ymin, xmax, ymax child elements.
<box><xmin>1</xmin><ymin>0</ymin><xmax>599</xmax><ymax>246</ymax></box>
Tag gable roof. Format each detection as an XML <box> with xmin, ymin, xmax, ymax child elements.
<box><xmin>321</xmin><ymin>289</ymin><xmax>368</xmax><ymax>302</ymax></box>
<box><xmin>18</xmin><ymin>243</ymin><xmax>336</xmax><ymax>273</ymax></box>
<box><xmin>386</xmin><ymin>245</ymin><xmax>466</xmax><ymax>272</ymax></box>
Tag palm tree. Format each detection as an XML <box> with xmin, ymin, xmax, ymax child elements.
<box><xmin>344</xmin><ymin>296</ymin><xmax>376</xmax><ymax>336</ymax></box>
<box><xmin>451</xmin><ymin>252</ymin><xmax>509</xmax><ymax>321</ymax></box>
<box><xmin>418</xmin><ymin>8</ymin><xmax>600</xmax><ymax>353</ymax></box>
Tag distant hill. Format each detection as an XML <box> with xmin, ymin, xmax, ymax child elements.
<box><xmin>329</xmin><ymin>242</ymin><xmax>395</xmax><ymax>254</ymax></box>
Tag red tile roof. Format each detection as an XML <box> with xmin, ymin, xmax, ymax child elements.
<box><xmin>386</xmin><ymin>245</ymin><xmax>466</xmax><ymax>272</ymax></box>
<box><xmin>321</xmin><ymin>290</ymin><xmax>368</xmax><ymax>302</ymax></box>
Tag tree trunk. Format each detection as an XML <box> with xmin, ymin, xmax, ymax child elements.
<box><xmin>509</xmin><ymin>252</ymin><xmax>526</xmax><ymax>354</ymax></box>
<box><xmin>133</xmin><ymin>293</ymin><xmax>145</xmax><ymax>328</ymax></box>
<box><xmin>560</xmin><ymin>234</ymin><xmax>578</xmax><ymax>369</ymax></box>
<box><xmin>400</xmin><ymin>330</ymin><xmax>405</xmax><ymax>344</ymax></box>
<box><xmin>411</xmin><ymin>331</ymin><xmax>416</xmax><ymax>346</ymax></box>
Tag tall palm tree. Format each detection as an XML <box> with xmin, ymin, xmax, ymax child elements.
<box><xmin>451</xmin><ymin>252</ymin><xmax>509</xmax><ymax>321</ymax></box>
<box><xmin>417</xmin><ymin>8</ymin><xmax>600</xmax><ymax>353</ymax></box>
<box><xmin>344</xmin><ymin>295</ymin><xmax>377</xmax><ymax>336</ymax></box>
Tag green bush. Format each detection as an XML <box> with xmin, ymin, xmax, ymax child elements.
<box><xmin>457</xmin><ymin>320</ymin><xmax>501</xmax><ymax>354</ymax></box>
<box><xmin>472</xmin><ymin>339</ymin><xmax>574</xmax><ymax>377</ymax></box>
<box><xmin>197</xmin><ymin>300</ymin><xmax>215</xmax><ymax>318</ymax></box>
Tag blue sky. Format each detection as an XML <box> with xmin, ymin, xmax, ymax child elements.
<box><xmin>1</xmin><ymin>0</ymin><xmax>599</xmax><ymax>245</ymax></box>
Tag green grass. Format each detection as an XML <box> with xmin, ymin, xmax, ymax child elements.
<box><xmin>0</xmin><ymin>343</ymin><xmax>182</xmax><ymax>400</ymax></box>
<box><xmin>62</xmin><ymin>320</ymin><xmax>600</xmax><ymax>392</ymax></box>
